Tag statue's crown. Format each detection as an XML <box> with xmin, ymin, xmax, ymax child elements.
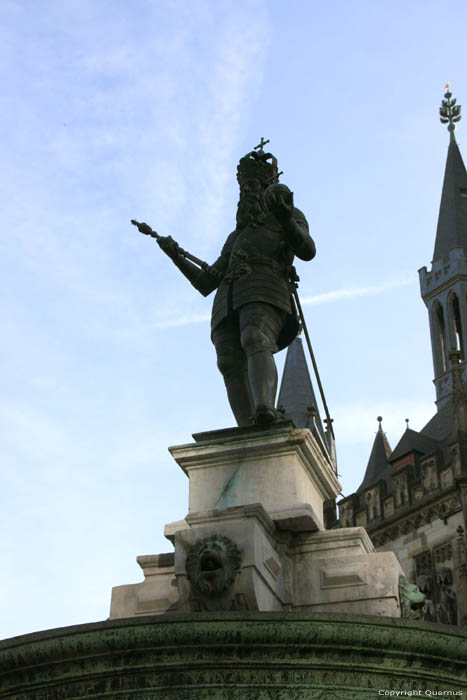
<box><xmin>236</xmin><ymin>149</ymin><xmax>279</xmax><ymax>187</ymax></box>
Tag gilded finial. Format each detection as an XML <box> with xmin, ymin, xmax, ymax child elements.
<box><xmin>440</xmin><ymin>83</ymin><xmax>462</xmax><ymax>141</ymax></box>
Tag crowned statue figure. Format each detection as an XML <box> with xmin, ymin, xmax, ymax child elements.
<box><xmin>133</xmin><ymin>142</ymin><xmax>316</xmax><ymax>427</ymax></box>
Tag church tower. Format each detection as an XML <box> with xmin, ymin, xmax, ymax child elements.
<box><xmin>336</xmin><ymin>87</ymin><xmax>467</xmax><ymax>628</ymax></box>
<box><xmin>419</xmin><ymin>85</ymin><xmax>467</xmax><ymax>409</ymax></box>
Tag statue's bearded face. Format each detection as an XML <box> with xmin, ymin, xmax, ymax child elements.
<box><xmin>236</xmin><ymin>178</ymin><xmax>267</xmax><ymax>229</ymax></box>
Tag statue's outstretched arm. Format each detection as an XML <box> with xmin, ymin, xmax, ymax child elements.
<box><xmin>172</xmin><ymin>255</ymin><xmax>221</xmax><ymax>297</ymax></box>
<box><xmin>168</xmin><ymin>229</ymin><xmax>235</xmax><ymax>296</ymax></box>
<box><xmin>131</xmin><ymin>219</ymin><xmax>228</xmax><ymax>297</ymax></box>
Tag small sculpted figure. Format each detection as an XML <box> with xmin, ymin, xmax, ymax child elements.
<box><xmin>399</xmin><ymin>576</ymin><xmax>425</xmax><ymax>619</ymax></box>
<box><xmin>136</xmin><ymin>146</ymin><xmax>315</xmax><ymax>426</ymax></box>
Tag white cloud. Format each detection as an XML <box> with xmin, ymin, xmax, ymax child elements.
<box><xmin>1</xmin><ymin>0</ymin><xmax>273</xmax><ymax>321</ymax></box>
<box><xmin>190</xmin><ymin>2</ymin><xmax>272</xmax><ymax>249</ymax></box>
<box><xmin>145</xmin><ymin>276</ymin><xmax>416</xmax><ymax>329</ymax></box>
<box><xmin>300</xmin><ymin>276</ymin><xmax>415</xmax><ymax>306</ymax></box>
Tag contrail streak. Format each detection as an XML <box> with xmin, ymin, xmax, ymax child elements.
<box><xmin>151</xmin><ymin>277</ymin><xmax>415</xmax><ymax>329</ymax></box>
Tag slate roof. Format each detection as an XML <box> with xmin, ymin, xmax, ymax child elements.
<box><xmin>356</xmin><ymin>420</ymin><xmax>392</xmax><ymax>493</ymax></box>
<box><xmin>433</xmin><ymin>137</ymin><xmax>467</xmax><ymax>262</ymax></box>
<box><xmin>420</xmin><ymin>400</ymin><xmax>456</xmax><ymax>444</ymax></box>
<box><xmin>389</xmin><ymin>427</ymin><xmax>440</xmax><ymax>463</ymax></box>
<box><xmin>277</xmin><ymin>336</ymin><xmax>325</xmax><ymax>439</ymax></box>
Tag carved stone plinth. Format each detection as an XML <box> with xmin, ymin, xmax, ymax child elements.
<box><xmin>169</xmin><ymin>422</ymin><xmax>341</xmax><ymax>531</ymax></box>
<box><xmin>110</xmin><ymin>504</ymin><xmax>404</xmax><ymax>618</ymax></box>
<box><xmin>109</xmin><ymin>425</ymin><xmax>414</xmax><ymax>620</ymax></box>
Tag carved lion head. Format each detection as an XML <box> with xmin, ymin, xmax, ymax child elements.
<box><xmin>185</xmin><ymin>535</ymin><xmax>242</xmax><ymax>599</ymax></box>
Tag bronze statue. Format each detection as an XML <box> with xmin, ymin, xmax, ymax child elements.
<box><xmin>132</xmin><ymin>143</ymin><xmax>316</xmax><ymax>427</ymax></box>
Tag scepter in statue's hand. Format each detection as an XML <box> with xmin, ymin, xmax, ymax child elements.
<box><xmin>131</xmin><ymin>219</ymin><xmax>179</xmax><ymax>261</ymax></box>
<box><xmin>130</xmin><ymin>219</ymin><xmax>158</xmax><ymax>238</ymax></box>
<box><xmin>131</xmin><ymin>219</ymin><xmax>208</xmax><ymax>269</ymax></box>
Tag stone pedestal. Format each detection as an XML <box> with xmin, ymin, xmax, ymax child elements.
<box><xmin>170</xmin><ymin>422</ymin><xmax>340</xmax><ymax>531</ymax></box>
<box><xmin>110</xmin><ymin>423</ymin><xmax>411</xmax><ymax>620</ymax></box>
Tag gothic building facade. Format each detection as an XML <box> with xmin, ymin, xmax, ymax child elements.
<box><xmin>337</xmin><ymin>88</ymin><xmax>467</xmax><ymax>627</ymax></box>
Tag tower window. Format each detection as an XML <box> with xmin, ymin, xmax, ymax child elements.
<box><xmin>434</xmin><ymin>303</ymin><xmax>447</xmax><ymax>373</ymax></box>
<box><xmin>451</xmin><ymin>294</ymin><xmax>464</xmax><ymax>359</ymax></box>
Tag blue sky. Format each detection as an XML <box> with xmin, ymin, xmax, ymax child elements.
<box><xmin>1</xmin><ymin>0</ymin><xmax>466</xmax><ymax>639</ymax></box>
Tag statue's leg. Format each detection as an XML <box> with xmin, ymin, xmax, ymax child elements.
<box><xmin>239</xmin><ymin>303</ymin><xmax>287</xmax><ymax>425</ymax></box>
<box><xmin>246</xmin><ymin>351</ymin><xmax>278</xmax><ymax>423</ymax></box>
<box><xmin>212</xmin><ymin>318</ymin><xmax>254</xmax><ymax>427</ymax></box>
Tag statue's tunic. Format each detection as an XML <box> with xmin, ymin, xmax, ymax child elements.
<box><xmin>207</xmin><ymin>207</ymin><xmax>313</xmax><ymax>351</ymax></box>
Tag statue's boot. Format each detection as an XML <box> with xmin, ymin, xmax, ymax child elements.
<box><xmin>247</xmin><ymin>350</ymin><xmax>279</xmax><ymax>425</ymax></box>
<box><xmin>254</xmin><ymin>404</ymin><xmax>279</xmax><ymax>425</ymax></box>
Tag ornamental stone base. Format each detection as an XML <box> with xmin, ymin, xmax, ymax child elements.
<box><xmin>1</xmin><ymin>614</ymin><xmax>466</xmax><ymax>699</ymax></box>
<box><xmin>110</xmin><ymin>424</ymin><xmax>408</xmax><ymax>619</ymax></box>
<box><xmin>111</xmin><ymin>507</ymin><xmax>404</xmax><ymax>617</ymax></box>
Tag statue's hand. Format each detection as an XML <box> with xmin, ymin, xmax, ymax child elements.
<box><xmin>264</xmin><ymin>184</ymin><xmax>294</xmax><ymax>225</ymax></box>
<box><xmin>157</xmin><ymin>235</ymin><xmax>179</xmax><ymax>261</ymax></box>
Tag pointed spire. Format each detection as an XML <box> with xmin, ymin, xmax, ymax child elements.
<box><xmin>277</xmin><ymin>336</ymin><xmax>325</xmax><ymax>437</ymax></box>
<box><xmin>433</xmin><ymin>85</ymin><xmax>467</xmax><ymax>262</ymax></box>
<box><xmin>356</xmin><ymin>417</ymin><xmax>392</xmax><ymax>493</ymax></box>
